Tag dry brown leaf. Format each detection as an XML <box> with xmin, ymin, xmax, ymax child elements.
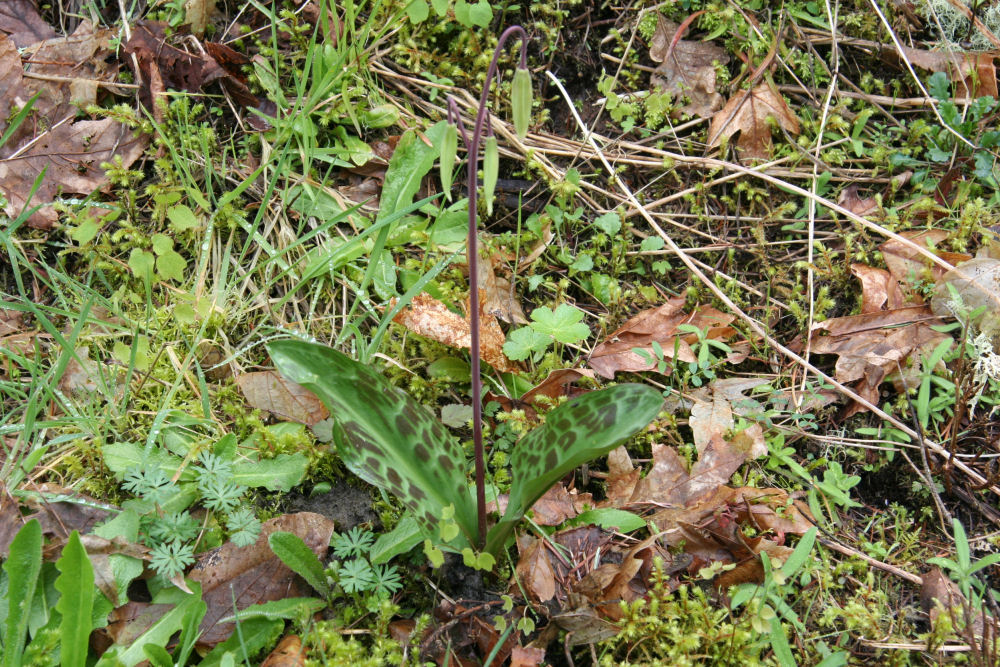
<box><xmin>236</xmin><ymin>370</ymin><xmax>330</xmax><ymax>426</ymax></box>
<box><xmin>921</xmin><ymin>566</ymin><xmax>990</xmax><ymax>636</ymax></box>
<box><xmin>190</xmin><ymin>512</ymin><xmax>335</xmax><ymax>647</ymax></box>
<box><xmin>528</xmin><ymin>484</ymin><xmax>591</xmax><ymax>526</ymax></box>
<box><xmin>1</xmin><ymin>119</ymin><xmax>147</xmax><ymax>220</ymax></box>
<box><xmin>838</xmin><ymin>185</ymin><xmax>881</xmax><ymax>219</ymax></box>
<box><xmin>261</xmin><ymin>635</ymin><xmax>306</xmax><ymax>667</ymax></box>
<box><xmin>516</xmin><ymin>536</ymin><xmax>557</xmax><ymax>602</ymax></box>
<box><xmin>604</xmin><ymin>446</ymin><xmax>640</xmax><ymax>507</ymax></box>
<box><xmin>809</xmin><ymin>306</ymin><xmax>950</xmax><ymax>412</ymax></box>
<box><xmin>707</xmin><ymin>82</ymin><xmax>799</xmax><ymax>159</ymax></box>
<box><xmin>184</xmin><ymin>0</ymin><xmax>217</xmax><ymax>36</ymax></box>
<box><xmin>851</xmin><ymin>263</ymin><xmax>906</xmax><ymax>313</ymax></box>
<box><xmin>392</xmin><ymin>292</ymin><xmax>517</xmax><ymax>373</ymax></box>
<box><xmin>0</xmin><ymin>1</ymin><xmax>57</xmax><ymax>47</ymax></box>
<box><xmin>510</xmin><ymin>646</ymin><xmax>546</xmax><ymax>667</ymax></box>
<box><xmin>486</xmin><ymin>367</ymin><xmax>594</xmax><ymax>420</ymax></box>
<box><xmin>879</xmin><ymin>230</ymin><xmax>971</xmax><ymax>303</ymax></box>
<box><xmin>478</xmin><ymin>253</ymin><xmax>527</xmax><ymax>325</ymax></box>
<box><xmin>648</xmin><ymin>15</ymin><xmax>729</xmax><ymax>118</ymax></box>
<box><xmin>689</xmin><ymin>391</ymin><xmax>766</xmax><ymax>461</ymax></box>
<box><xmin>588</xmin><ymin>298</ymin><xmax>735</xmax><ymax>379</ymax></box>
<box><xmin>889</xmin><ymin>46</ymin><xmax>997</xmax><ymax>99</ymax></box>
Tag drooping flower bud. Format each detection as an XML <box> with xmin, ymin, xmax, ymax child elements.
<box><xmin>483</xmin><ymin>135</ymin><xmax>499</xmax><ymax>215</ymax></box>
<box><xmin>511</xmin><ymin>67</ymin><xmax>532</xmax><ymax>139</ymax></box>
<box><xmin>439</xmin><ymin>121</ymin><xmax>458</xmax><ymax>200</ymax></box>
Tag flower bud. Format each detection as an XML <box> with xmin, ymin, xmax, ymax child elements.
<box><xmin>511</xmin><ymin>67</ymin><xmax>532</xmax><ymax>139</ymax></box>
<box><xmin>439</xmin><ymin>121</ymin><xmax>458</xmax><ymax>200</ymax></box>
<box><xmin>483</xmin><ymin>135</ymin><xmax>499</xmax><ymax>215</ymax></box>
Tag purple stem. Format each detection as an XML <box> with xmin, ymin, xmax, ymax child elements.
<box><xmin>460</xmin><ymin>25</ymin><xmax>528</xmax><ymax>549</ymax></box>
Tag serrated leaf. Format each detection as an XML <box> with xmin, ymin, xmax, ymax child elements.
<box><xmin>529</xmin><ymin>304</ymin><xmax>590</xmax><ymax>344</ymax></box>
<box><xmin>503</xmin><ymin>326</ymin><xmax>551</xmax><ymax>361</ymax></box>
<box><xmin>486</xmin><ymin>384</ymin><xmax>662</xmax><ymax>554</ymax></box>
<box><xmin>268</xmin><ymin>341</ymin><xmax>477</xmax><ymax>547</ymax></box>
<box><xmin>55</xmin><ymin>532</ymin><xmax>95</xmax><ymax>667</ymax></box>
<box><xmin>267</xmin><ymin>532</ymin><xmax>330</xmax><ymax>598</ymax></box>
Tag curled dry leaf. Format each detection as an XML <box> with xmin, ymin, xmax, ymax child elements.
<box><xmin>478</xmin><ymin>253</ymin><xmax>528</xmax><ymax>325</ymax></box>
<box><xmin>707</xmin><ymin>82</ymin><xmax>799</xmax><ymax>160</ymax></box>
<box><xmin>648</xmin><ymin>15</ymin><xmax>729</xmax><ymax>118</ymax></box>
<box><xmin>837</xmin><ymin>185</ymin><xmax>881</xmax><ymax>219</ymax></box>
<box><xmin>392</xmin><ymin>292</ymin><xmax>517</xmax><ymax>373</ymax></box>
<box><xmin>921</xmin><ymin>566</ymin><xmax>990</xmax><ymax>636</ymax></box>
<box><xmin>809</xmin><ymin>306</ymin><xmax>950</xmax><ymax>414</ymax></box>
<box><xmin>588</xmin><ymin>298</ymin><xmax>736</xmax><ymax>379</ymax></box>
<box><xmin>237</xmin><ymin>370</ymin><xmax>330</xmax><ymax>426</ymax></box>
<box><xmin>851</xmin><ymin>263</ymin><xmax>905</xmax><ymax>313</ymax></box>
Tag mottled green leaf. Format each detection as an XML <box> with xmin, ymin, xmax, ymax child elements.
<box><xmin>486</xmin><ymin>384</ymin><xmax>662</xmax><ymax>554</ymax></box>
<box><xmin>268</xmin><ymin>340</ymin><xmax>477</xmax><ymax>546</ymax></box>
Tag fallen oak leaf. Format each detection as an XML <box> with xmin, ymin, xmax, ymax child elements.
<box><xmin>588</xmin><ymin>298</ymin><xmax>735</xmax><ymax>379</ymax></box>
<box><xmin>707</xmin><ymin>81</ymin><xmax>800</xmax><ymax>160</ymax></box>
<box><xmin>648</xmin><ymin>14</ymin><xmax>729</xmax><ymax>118</ymax></box>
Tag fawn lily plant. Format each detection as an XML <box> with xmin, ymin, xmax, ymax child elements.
<box><xmin>269</xmin><ymin>26</ymin><xmax>662</xmax><ymax>563</ymax></box>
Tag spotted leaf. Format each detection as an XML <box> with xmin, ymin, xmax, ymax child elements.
<box><xmin>485</xmin><ymin>383</ymin><xmax>662</xmax><ymax>554</ymax></box>
<box><xmin>268</xmin><ymin>341</ymin><xmax>477</xmax><ymax>547</ymax></box>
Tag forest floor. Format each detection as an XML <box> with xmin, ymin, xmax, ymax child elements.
<box><xmin>3</xmin><ymin>0</ymin><xmax>1000</xmax><ymax>664</ymax></box>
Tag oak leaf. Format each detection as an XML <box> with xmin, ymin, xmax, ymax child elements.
<box><xmin>707</xmin><ymin>82</ymin><xmax>799</xmax><ymax>159</ymax></box>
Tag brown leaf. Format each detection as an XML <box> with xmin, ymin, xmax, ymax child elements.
<box><xmin>528</xmin><ymin>484</ymin><xmax>591</xmax><ymax>526</ymax></box>
<box><xmin>237</xmin><ymin>370</ymin><xmax>330</xmax><ymax>426</ymax></box>
<box><xmin>0</xmin><ymin>1</ymin><xmax>57</xmax><ymax>47</ymax></box>
<box><xmin>809</xmin><ymin>306</ymin><xmax>951</xmax><ymax>413</ymax></box>
<box><xmin>879</xmin><ymin>230</ymin><xmax>970</xmax><ymax>302</ymax></box>
<box><xmin>479</xmin><ymin>253</ymin><xmax>527</xmax><ymax>325</ymax></box>
<box><xmin>516</xmin><ymin>536</ymin><xmax>557</xmax><ymax>602</ymax></box>
<box><xmin>124</xmin><ymin>21</ymin><xmax>227</xmax><ymax>114</ymax></box>
<box><xmin>921</xmin><ymin>566</ymin><xmax>990</xmax><ymax>636</ymax></box>
<box><xmin>649</xmin><ymin>15</ymin><xmax>729</xmax><ymax>118</ymax></box>
<box><xmin>887</xmin><ymin>46</ymin><xmax>997</xmax><ymax>99</ymax></box>
<box><xmin>603</xmin><ymin>446</ymin><xmax>640</xmax><ymax>507</ymax></box>
<box><xmin>0</xmin><ymin>115</ymin><xmax>148</xmax><ymax>229</ymax></box>
<box><xmin>588</xmin><ymin>298</ymin><xmax>735</xmax><ymax>379</ymax></box>
<box><xmin>510</xmin><ymin>646</ymin><xmax>546</xmax><ymax>667</ymax></box>
<box><xmin>486</xmin><ymin>368</ymin><xmax>595</xmax><ymax>420</ymax></box>
<box><xmin>190</xmin><ymin>512</ymin><xmax>335</xmax><ymax>647</ymax></box>
<box><xmin>392</xmin><ymin>292</ymin><xmax>517</xmax><ymax>373</ymax></box>
<box><xmin>851</xmin><ymin>263</ymin><xmax>905</xmax><ymax>313</ymax></box>
<box><xmin>707</xmin><ymin>82</ymin><xmax>800</xmax><ymax>160</ymax></box>
<box><xmin>261</xmin><ymin>635</ymin><xmax>306</xmax><ymax>667</ymax></box>
<box><xmin>837</xmin><ymin>185</ymin><xmax>881</xmax><ymax>219</ymax></box>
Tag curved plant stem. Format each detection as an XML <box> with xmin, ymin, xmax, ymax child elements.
<box><xmin>458</xmin><ymin>25</ymin><xmax>528</xmax><ymax>548</ymax></box>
